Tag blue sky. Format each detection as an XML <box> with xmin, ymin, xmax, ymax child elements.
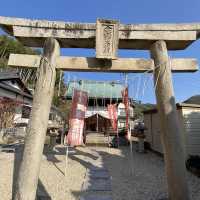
<box><xmin>1</xmin><ymin>0</ymin><xmax>200</xmax><ymax>103</ymax></box>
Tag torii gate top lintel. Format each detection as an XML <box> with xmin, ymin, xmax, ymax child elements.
<box><xmin>0</xmin><ymin>16</ymin><xmax>200</xmax><ymax>50</ymax></box>
<box><xmin>1</xmin><ymin>16</ymin><xmax>199</xmax><ymax>73</ymax></box>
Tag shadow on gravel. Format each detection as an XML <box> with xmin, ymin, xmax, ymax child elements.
<box><xmin>70</xmin><ymin>145</ymin><xmax>168</xmax><ymax>200</ymax></box>
<box><xmin>11</xmin><ymin>143</ymin><xmax>52</xmax><ymax>200</ymax></box>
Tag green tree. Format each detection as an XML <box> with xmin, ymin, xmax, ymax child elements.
<box><xmin>0</xmin><ymin>35</ymin><xmax>39</xmax><ymax>68</ymax></box>
<box><xmin>0</xmin><ymin>35</ymin><xmax>40</xmax><ymax>87</ymax></box>
<box><xmin>134</xmin><ymin>101</ymin><xmax>155</xmax><ymax>120</ymax></box>
<box><xmin>0</xmin><ymin>35</ymin><xmax>68</xmax><ymax>117</ymax></box>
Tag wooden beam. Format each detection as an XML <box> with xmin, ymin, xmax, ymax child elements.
<box><xmin>1</xmin><ymin>16</ymin><xmax>200</xmax><ymax>31</ymax></box>
<box><xmin>150</xmin><ymin>40</ymin><xmax>190</xmax><ymax>200</ymax></box>
<box><xmin>8</xmin><ymin>54</ymin><xmax>198</xmax><ymax>73</ymax></box>
<box><xmin>11</xmin><ymin>25</ymin><xmax>197</xmax><ymax>50</ymax></box>
<box><xmin>12</xmin><ymin>38</ymin><xmax>60</xmax><ymax>200</ymax></box>
<box><xmin>13</xmin><ymin>26</ymin><xmax>196</xmax><ymax>41</ymax></box>
<box><xmin>0</xmin><ymin>16</ymin><xmax>198</xmax><ymax>49</ymax></box>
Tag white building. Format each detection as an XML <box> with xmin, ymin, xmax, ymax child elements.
<box><xmin>0</xmin><ymin>71</ymin><xmax>64</xmax><ymax>130</ymax></box>
<box><xmin>143</xmin><ymin>103</ymin><xmax>200</xmax><ymax>158</ymax></box>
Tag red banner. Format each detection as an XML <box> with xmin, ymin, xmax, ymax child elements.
<box><xmin>107</xmin><ymin>104</ymin><xmax>118</xmax><ymax>131</ymax></box>
<box><xmin>67</xmin><ymin>89</ymin><xmax>88</xmax><ymax>146</ymax></box>
<box><xmin>121</xmin><ymin>87</ymin><xmax>130</xmax><ymax>139</ymax></box>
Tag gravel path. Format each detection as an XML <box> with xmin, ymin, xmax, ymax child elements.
<box><xmin>0</xmin><ymin>145</ymin><xmax>200</xmax><ymax>200</ymax></box>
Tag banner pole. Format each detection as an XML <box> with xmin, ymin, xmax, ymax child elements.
<box><xmin>117</xmin><ymin>121</ymin><xmax>119</xmax><ymax>148</ymax></box>
<box><xmin>129</xmin><ymin>127</ymin><xmax>134</xmax><ymax>176</ymax></box>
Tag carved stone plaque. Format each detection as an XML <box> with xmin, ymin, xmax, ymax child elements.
<box><xmin>96</xmin><ymin>19</ymin><xmax>119</xmax><ymax>60</ymax></box>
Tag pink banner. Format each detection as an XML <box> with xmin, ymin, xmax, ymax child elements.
<box><xmin>67</xmin><ymin>89</ymin><xmax>88</xmax><ymax>146</ymax></box>
<box><xmin>107</xmin><ymin>104</ymin><xmax>118</xmax><ymax>131</ymax></box>
<box><xmin>121</xmin><ymin>87</ymin><xmax>130</xmax><ymax>140</ymax></box>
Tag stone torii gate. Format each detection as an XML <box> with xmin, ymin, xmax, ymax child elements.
<box><xmin>0</xmin><ymin>16</ymin><xmax>199</xmax><ymax>200</ymax></box>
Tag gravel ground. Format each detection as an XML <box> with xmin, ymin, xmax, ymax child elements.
<box><xmin>0</xmin><ymin>145</ymin><xmax>200</xmax><ymax>200</ymax></box>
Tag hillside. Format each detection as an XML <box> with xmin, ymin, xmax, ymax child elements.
<box><xmin>0</xmin><ymin>35</ymin><xmax>40</xmax><ymax>68</ymax></box>
<box><xmin>134</xmin><ymin>102</ymin><xmax>155</xmax><ymax>120</ymax></box>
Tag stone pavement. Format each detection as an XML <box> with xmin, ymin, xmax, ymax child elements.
<box><xmin>80</xmin><ymin>154</ymin><xmax>113</xmax><ymax>200</ymax></box>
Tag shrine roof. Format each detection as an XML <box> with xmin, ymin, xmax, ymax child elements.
<box><xmin>0</xmin><ymin>70</ymin><xmax>32</xmax><ymax>98</ymax></box>
<box><xmin>65</xmin><ymin>80</ymin><xmax>125</xmax><ymax>99</ymax></box>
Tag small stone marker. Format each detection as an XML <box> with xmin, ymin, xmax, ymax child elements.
<box><xmin>96</xmin><ymin>19</ymin><xmax>119</xmax><ymax>60</ymax></box>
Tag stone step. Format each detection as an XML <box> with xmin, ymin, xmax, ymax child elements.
<box><xmin>82</xmin><ymin>178</ymin><xmax>112</xmax><ymax>191</ymax></box>
<box><xmin>86</xmin><ymin>133</ymin><xmax>109</xmax><ymax>145</ymax></box>
<box><xmin>83</xmin><ymin>168</ymin><xmax>111</xmax><ymax>192</ymax></box>
<box><xmin>88</xmin><ymin>170</ymin><xmax>110</xmax><ymax>179</ymax></box>
<box><xmin>80</xmin><ymin>167</ymin><xmax>112</xmax><ymax>200</ymax></box>
<box><xmin>80</xmin><ymin>195</ymin><xmax>112</xmax><ymax>200</ymax></box>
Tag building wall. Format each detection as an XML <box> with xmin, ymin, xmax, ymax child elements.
<box><xmin>14</xmin><ymin>105</ymin><xmax>63</xmax><ymax>128</ymax></box>
<box><xmin>182</xmin><ymin>107</ymin><xmax>200</xmax><ymax>156</ymax></box>
<box><xmin>152</xmin><ymin>112</ymin><xmax>163</xmax><ymax>153</ymax></box>
<box><xmin>144</xmin><ymin>114</ymin><xmax>151</xmax><ymax>143</ymax></box>
<box><xmin>0</xmin><ymin>85</ymin><xmax>63</xmax><ymax>130</ymax></box>
<box><xmin>118</xmin><ymin>103</ymin><xmax>134</xmax><ymax>129</ymax></box>
<box><xmin>144</xmin><ymin>113</ymin><xmax>159</xmax><ymax>152</ymax></box>
<box><xmin>144</xmin><ymin>107</ymin><xmax>200</xmax><ymax>157</ymax></box>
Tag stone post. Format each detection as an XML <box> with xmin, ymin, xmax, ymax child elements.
<box><xmin>12</xmin><ymin>38</ymin><xmax>60</xmax><ymax>200</ymax></box>
<box><xmin>150</xmin><ymin>40</ymin><xmax>190</xmax><ymax>200</ymax></box>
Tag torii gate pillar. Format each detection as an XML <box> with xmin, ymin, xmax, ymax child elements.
<box><xmin>150</xmin><ymin>40</ymin><xmax>190</xmax><ymax>200</ymax></box>
<box><xmin>12</xmin><ymin>38</ymin><xmax>60</xmax><ymax>200</ymax></box>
